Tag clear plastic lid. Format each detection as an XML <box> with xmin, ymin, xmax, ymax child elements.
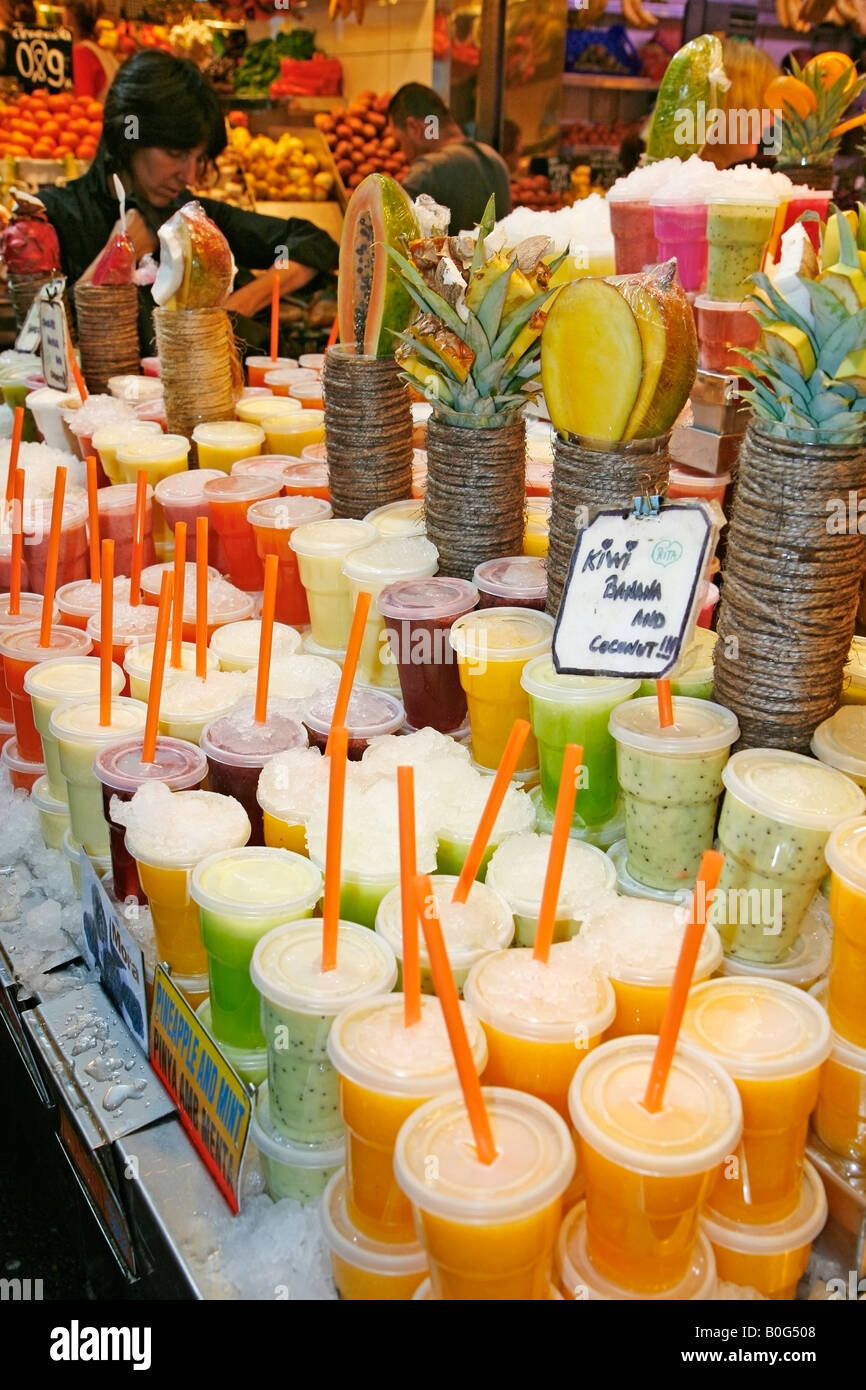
<box><xmin>522</xmin><ymin>656</ymin><xmax>640</xmax><ymax>705</ymax></box>
<box><xmin>375</xmin><ymin>875</ymin><xmax>514</xmax><ymax>967</ymax></box>
<box><xmin>50</xmin><ymin>696</ymin><xmax>148</xmax><ymax>744</ymax></box>
<box><xmin>327</xmin><ymin>992</ymin><xmax>487</xmax><ymax>1096</ymax></box>
<box><xmin>192</xmin><ymin>421</ymin><xmax>265</xmax><ymax>448</ymax></box>
<box><xmin>209</xmin><ymin>620</ymin><xmax>303</xmax><ymax>666</ymax></box>
<box><xmin>826</xmin><ymin>1028</ymin><xmax>866</xmax><ymax>1073</ymax></box>
<box><xmin>811</xmin><ymin>706</ymin><xmax>866</xmax><ymax>781</ymax></box>
<box><xmin>463</xmin><ymin>944</ymin><xmax>616</xmax><ymax>1044</ymax></box>
<box><xmin>203</xmin><ymin>474</ymin><xmax>279</xmax><ymax>505</ymax></box>
<box><xmin>191</xmin><ymin>845</ymin><xmax>322</xmax><ymax>917</ymax></box>
<box><xmin>235</xmin><ymin>396</ymin><xmax>303</xmax><ymax>425</ymax></box>
<box><xmin>24</xmin><ymin>655</ymin><xmax>123</xmax><ymax>700</ymax></box>
<box><xmin>251</xmin><ymin>1081</ymin><xmax>344</xmax><ymax>1170</ymax></box>
<box><xmin>123</xmin><ymin>640</ymin><xmax>218</xmax><ymax>679</ymax></box>
<box><xmin>666</xmin><ymin>626</ymin><xmax>717</xmax><ymax>683</ymax></box>
<box><xmin>92</xmin><ymin>419</ymin><xmax>161</xmax><ymax>449</ymax></box>
<box><xmin>609</xmin><ymin>696</ymin><xmax>739</xmax><ymax>755</ymax></box>
<box><xmin>668</xmin><ymin>467</ymin><xmax>731</xmax><ymax>494</ymax></box>
<box><xmin>364</xmin><ymin>499</ymin><xmax>426</xmax><ymax>538</ymax></box>
<box><xmin>321</xmin><ymin>1171</ymin><xmax>427</xmax><ymax>1275</ymax></box>
<box><xmin>115</xmin><ymin>433</ymin><xmax>190</xmax><ymax>464</ymax></box>
<box><xmin>558</xmin><ymin>1202</ymin><xmax>717</xmax><ymax>1301</ymax></box>
<box><xmin>825</xmin><ymin>814</ymin><xmax>866</xmax><ymax>893</ymax></box>
<box><xmin>141</xmin><ymin>562</ymin><xmax>221</xmax><ymax>594</ymax></box>
<box><xmin>290</xmin><ymin>518</ymin><xmax>376</xmax><ymax>558</ymax></box>
<box><xmin>701</xmin><ymin>1160</ymin><xmax>827</xmax><ymax>1255</ymax></box>
<box><xmin>246</xmin><ymin>355</ymin><xmax>298</xmax><ymax>373</ymax></box>
<box><xmin>680</xmin><ymin>978</ymin><xmax>832</xmax><ymax>1079</ymax></box>
<box><xmin>301</xmin><ymin>443</ymin><xmax>327</xmax><ymax>462</ymax></box>
<box><xmin>96</xmin><ymin>482</ymin><xmax>154</xmax><ymax>513</ymax></box>
<box><xmin>231</xmin><ymin>455</ymin><xmax>295</xmax><ymax>484</ymax></box>
<box><xmin>473</xmin><ymin>556</ymin><xmax>547</xmax><ymax>602</ymax></box>
<box><xmin>264</xmin><ymin>368</ymin><xmax>318</xmax><ymax>388</ymax></box>
<box><xmin>0</xmin><ymin>593</ymin><xmax>45</xmax><ymax>626</ymax></box>
<box><xmin>342</xmin><ymin>535</ymin><xmax>438</xmax><ymax>585</ymax></box>
<box><xmin>30</xmin><ymin>774</ymin><xmax>67</xmax><ymax>813</ymax></box>
<box><xmin>86</xmin><ymin>602</ymin><xmax>160</xmax><ymax>644</ymax></box>
<box><xmin>303</xmin><ymin>685</ymin><xmax>404</xmax><ymax>739</ymax></box>
<box><xmin>707</xmin><ymin>190</ymin><xmax>781</xmax><ymax>208</ymax></box>
<box><xmin>264</xmin><ymin>653</ymin><xmax>342</xmax><ymax>702</ymax></box>
<box><xmin>250</xmin><ymin>919</ymin><xmax>397</xmax><ymax>1015</ymax></box>
<box><xmin>25</xmin><ymin>494</ymin><xmax>88</xmax><ymax>529</ymax></box>
<box><xmin>107</xmin><ymin>373</ymin><xmax>164</xmax><ymax>402</ymax></box>
<box><xmin>246</xmin><ymin>496</ymin><xmax>332</xmax><ymax>530</ymax></box>
<box><xmin>1</xmin><ymin>737</ymin><xmax>44</xmax><ymax>772</ymax></box>
<box><xmin>449</xmin><ymin>607</ymin><xmax>555</xmax><ymax>662</ymax></box>
<box><xmin>486</xmin><ymin>831</ymin><xmax>616</xmax><ymax>917</ymax></box>
<box><xmin>93</xmin><ymin>735</ymin><xmax>207</xmax><ymax>793</ymax></box>
<box><xmin>581</xmin><ymin>895</ymin><xmax>722</xmax><ymax>985</ymax></box>
<box><xmin>693</xmin><ymin>295</ymin><xmax>754</xmax><ymax>314</ymax></box>
<box><xmin>606</xmin><ymin>839</ymin><xmax>692</xmax><ymax>906</ymax></box>
<box><xmin>153</xmin><ymin>468</ymin><xmax>226</xmax><ymax>503</ymax></box>
<box><xmin>722</xmin><ymin>749</ymin><xmax>865</xmax><ymax>830</ymax></box>
<box><xmin>200</xmin><ymin>698</ymin><xmax>308</xmax><ymax>767</ymax></box>
<box><xmin>0</xmin><ymin>623</ymin><xmax>92</xmax><ymax>662</ymax></box>
<box><xmin>283</xmin><ymin>460</ymin><xmax>329</xmax><ymax>490</ymax></box>
<box><xmin>377</xmin><ymin>576</ymin><xmax>478</xmax><ymax>623</ymax></box>
<box><xmin>394</xmin><ymin>1087</ymin><xmax>575</xmax><ymax>1221</ymax></box>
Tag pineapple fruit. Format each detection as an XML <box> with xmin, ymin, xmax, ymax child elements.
<box><xmin>741</xmin><ymin>207</ymin><xmax>866</xmax><ymax>443</ymax></box>
<box><xmin>770</xmin><ymin>58</ymin><xmax>866</xmax><ymax>170</ymax></box>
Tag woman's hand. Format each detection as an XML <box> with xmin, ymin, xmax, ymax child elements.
<box><xmin>223</xmin><ymin>262</ymin><xmax>317</xmax><ymax>318</ymax></box>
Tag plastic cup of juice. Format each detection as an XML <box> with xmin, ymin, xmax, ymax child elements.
<box><xmin>152</xmin><ymin>469</ymin><xmax>230</xmax><ymax>571</ymax></box>
<box><xmin>263</xmin><ymin>409</ymin><xmax>325</xmax><ymax>456</ymax></box>
<box><xmin>86</xmin><ymin>601</ymin><xmax>160</xmax><ymax>692</ymax></box>
<box><xmin>310</xmin><ymin>816</ymin><xmax>437</xmax><ymax>930</ymax></box>
<box><xmin>257</xmin><ymin>744</ymin><xmax>329</xmax><ymax>855</ymax></box>
<box><xmin>375</xmin><ymin>873</ymin><xmax>514</xmax><ymax>994</ymax></box>
<box><xmin>0</xmin><ymin>624</ymin><xmax>93</xmax><ymax>762</ymax></box>
<box><xmin>289</xmin><ymin>518</ymin><xmax>376</xmax><ymax>649</ymax></box>
<box><xmin>377</xmin><ymin>577</ymin><xmax>478</xmax><ymax>734</ymax></box>
<box><xmin>156</xmin><ymin>668</ymin><xmax>249</xmax><ymax>745</ymax></box>
<box><xmin>394</xmin><ymin>1086</ymin><xmax>575</xmax><ymax>1300</ymax></box>
<box><xmin>811</xmin><ymin>706</ymin><xmax>866</xmax><ymax>788</ymax></box>
<box><xmin>245</xmin><ymin>355</ymin><xmax>297</xmax><ymax>388</ymax></box>
<box><xmin>341</xmin><ymin>536</ymin><xmax>438</xmax><ymax>689</ymax></box>
<box><xmin>569</xmin><ymin>1035</ymin><xmax>743</xmax><ymax>1293</ymax></box>
<box><xmin>250</xmin><ymin>918</ymin><xmax>398</xmax><ymax>1142</ymax></box>
<box><xmin>524</xmin><ymin>659</ymin><xmax>640</xmax><ymax>836</ymax></box>
<box><xmin>120</xmin><ymin>783</ymin><xmax>250</xmax><ymax>976</ymax></box>
<box><xmin>433</xmin><ymin>764</ymin><xmax>536</xmax><ymax>879</ymax></box>
<box><xmin>247</xmin><ymin>495</ymin><xmax>333</xmax><ymax>627</ymax></box>
<box><xmin>208</xmin><ymin>619</ymin><xmax>302</xmax><ymax>674</ymax></box>
<box><xmin>173</xmin><ymin>577</ymin><xmax>256</xmax><ymax>646</ymax></box>
<box><xmin>825</xmin><ymin>815</ymin><xmax>866</xmax><ymax>1048</ymax></box>
<box><xmin>194</xmin><ymin>996</ymin><xmax>264</xmax><ymax>1084</ymax></box>
<box><xmin>30</xmin><ymin>773</ymin><xmax>70</xmax><ymax>849</ymax></box>
<box><xmin>259</xmin><ymin>653</ymin><xmax>341</xmax><ymax>708</ymax></box>
<box><xmin>49</xmin><ymin>696</ymin><xmax>148</xmax><ymax>856</ymax></box>
<box><xmin>56</xmin><ymin>577</ymin><xmax>129</xmax><ymax>633</ymax></box>
<box><xmin>123</xmin><ymin>639</ymin><xmax>218</xmax><ymax>703</ymax></box>
<box><xmin>557</xmin><ymin>1202</ymin><xmax>717</xmax><ymax>1301</ymax></box>
<box><xmin>140</xmin><ymin>561</ymin><xmax>220</xmax><ymax>606</ymax></box>
<box><xmin>265</xmin><ymin>370</ymin><xmax>319</xmax><ymax>406</ymax></box>
<box><xmin>523</xmin><ymin>498</ymin><xmax>550</xmax><ymax>558</ymax></box>
<box><xmin>115</xmin><ymin>434</ymin><xmax>190</xmax><ymax>556</ymax></box>
<box><xmin>235</xmin><ymin>397</ymin><xmax>301</xmax><ymax>430</ymax></box>
<box><xmin>0</xmin><ymin>594</ymin><xmax>52</xmax><ymax>720</ymax></box>
<box><xmin>321</xmin><ymin>1170</ymin><xmax>428</xmax><ymax>1301</ymax></box>
<box><xmin>650</xmin><ymin>193</ymin><xmax>709</xmax><ymax>293</ymax></box>
<box><xmin>712</xmin><ymin>750</ymin><xmax>865</xmax><ymax>963</ymax></box>
<box><xmin>231</xmin><ymin>454</ymin><xmax>294</xmax><ymax>486</ymax></box>
<box><xmin>303</xmin><ymin>683</ymin><xmax>404</xmax><ymax>759</ymax></box>
<box><xmin>638</xmin><ymin>628</ymin><xmax>717</xmax><ymax>701</ymax></box>
<box><xmin>580</xmin><ymin>895</ymin><xmax>723</xmax><ymax>1036</ymax></box>
<box><xmin>25</xmin><ymin>655</ymin><xmax>125</xmax><ymax>801</ymax></box>
<box><xmin>328</xmin><ymin>992</ymin><xmax>488</xmax><ymax>1244</ymax></box>
<box><xmin>667</xmin><ymin>467</ymin><xmax>731</xmax><ymax>508</ymax></box>
<box><xmin>706</xmin><ymin>194</ymin><xmax>780</xmax><ymax>302</ymax></box>
<box><xmin>200</xmin><ymin>698</ymin><xmax>308</xmax><ymax>845</ymax></box>
<box><xmin>192</xmin><ymin>845</ymin><xmax>323</xmax><ymax>1050</ymax></box>
<box><xmin>680</xmin><ymin>977</ymin><xmax>831</xmax><ymax>1224</ymax></box>
<box><xmin>609</xmin><ymin>696</ymin><xmax>740</xmax><ymax>892</ymax></box>
<box><xmin>701</xmin><ymin>1159</ymin><xmax>827</xmax><ymax>1300</ymax></box>
<box><xmin>464</xmin><ymin>944</ymin><xmax>615</xmax><ymax>1119</ymax></box>
<box><xmin>473</xmin><ymin>556</ymin><xmax>547</xmax><ymax>612</ymax></box>
<box><xmin>93</xmin><ymin>736</ymin><xmax>208</xmax><ymax>904</ymax></box>
<box><xmin>251</xmin><ymin>1080</ymin><xmax>344</xmax><ymax>1204</ymax></box>
<box><xmin>364</xmin><ymin>499</ymin><xmax>426</xmax><ymax>538</ymax></box>
<box><xmin>192</xmin><ymin>421</ymin><xmax>265</xmax><ymax>474</ymax></box>
<box><xmin>450</xmin><ymin>607</ymin><xmax>555</xmax><ymax>773</ymax></box>
<box><xmin>97</xmin><ymin>483</ymin><xmax>156</xmax><ymax>579</ymax></box>
<box><xmin>283</xmin><ymin>459</ymin><xmax>330</xmax><ymax>501</ymax></box>
<box><xmin>607</xmin><ymin>194</ymin><xmax>658</xmax><ymax>274</ymax></box>
<box><xmin>693</xmin><ymin>296</ymin><xmax>761</xmax><ymax>375</ymax></box>
<box><xmin>24</xmin><ymin>494</ymin><xmax>89</xmax><ymax>594</ymax></box>
<box><xmin>814</xmin><ymin>1028</ymin><xmax>866</xmax><ymax>1162</ymax></box>
<box><xmin>1</xmin><ymin>736</ymin><xmax>44</xmax><ymax>792</ymax></box>
<box><xmin>485</xmin><ymin>831</ymin><xmax>616</xmax><ymax>947</ymax></box>
<box><xmin>107</xmin><ymin>374</ymin><xmax>163</xmax><ymax>404</ymax></box>
<box><xmin>204</xmin><ymin>474</ymin><xmax>280</xmax><ymax>592</ymax></box>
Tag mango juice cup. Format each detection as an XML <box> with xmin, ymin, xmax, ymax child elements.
<box><xmin>680</xmin><ymin>978</ymin><xmax>831</xmax><ymax>1224</ymax></box>
<box><xmin>116</xmin><ymin>434</ymin><xmax>191</xmax><ymax>558</ymax></box>
<box><xmin>393</xmin><ymin>1086</ymin><xmax>576</xmax><ymax>1300</ymax></box>
<box><xmin>814</xmin><ymin>1030</ymin><xmax>866</xmax><ymax>1162</ymax></box>
<box><xmin>25</xmin><ymin>656</ymin><xmax>125</xmax><ymax>801</ymax></box>
<box><xmin>245</xmin><ymin>355</ymin><xmax>297</xmax><ymax>388</ymax></box>
<box><xmin>485</xmin><ymin>831</ymin><xmax>616</xmax><ymax>948</ymax></box>
<box><xmin>327</xmin><ymin>993</ymin><xmax>488</xmax><ymax>1244</ymax></box>
<box><xmin>93</xmin><ymin>420</ymin><xmax>162</xmax><ymax>486</ymax></box>
<box><xmin>290</xmin><ymin>518</ymin><xmax>377</xmax><ymax>651</ymax></box>
<box><xmin>701</xmin><ymin>1160</ymin><xmax>827</xmax><ymax>1300</ymax></box>
<box><xmin>569</xmin><ymin>1036</ymin><xmax>743</xmax><ymax>1294</ymax></box>
<box><xmin>342</xmin><ymin>535</ymin><xmax>439</xmax><ymax>689</ymax></box>
<box><xmin>49</xmin><ymin>697</ymin><xmax>149</xmax><ymax>857</ymax></box>
<box><xmin>449</xmin><ymin>607</ymin><xmax>555</xmax><ymax>773</ymax></box>
<box><xmin>375</xmin><ymin>874</ymin><xmax>514</xmax><ymax>994</ymax></box>
<box><xmin>204</xmin><ymin>473</ymin><xmax>281</xmax><ymax>592</ymax></box>
<box><xmin>192</xmin><ymin>420</ymin><xmax>265</xmax><ymax>474</ymax></box>
<box><xmin>247</xmin><ymin>495</ymin><xmax>333</xmax><ymax>628</ymax></box>
<box><xmin>263</xmin><ymin>408</ymin><xmax>325</xmax><ymax>456</ymax></box>
<box><xmin>463</xmin><ymin>944</ymin><xmax>616</xmax><ymax>1120</ymax></box>
<box><xmin>825</xmin><ymin>815</ymin><xmax>866</xmax><ymax>1048</ymax></box>
<box><xmin>557</xmin><ymin>1202</ymin><xmax>718</xmax><ymax>1301</ymax></box>
<box><xmin>322</xmin><ymin>1170</ymin><xmax>428</xmax><ymax>1301</ymax></box>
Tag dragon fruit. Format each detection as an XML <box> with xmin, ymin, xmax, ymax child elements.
<box><xmin>151</xmin><ymin>201</ymin><xmax>235</xmax><ymax>310</ymax></box>
<box><xmin>0</xmin><ymin>191</ymin><xmax>61</xmax><ymax>277</ymax></box>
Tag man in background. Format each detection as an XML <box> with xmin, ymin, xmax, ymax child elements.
<box><xmin>387</xmin><ymin>83</ymin><xmax>512</xmax><ymax>234</ymax></box>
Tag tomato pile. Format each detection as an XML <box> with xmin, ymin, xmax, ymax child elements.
<box><xmin>0</xmin><ymin>89</ymin><xmax>103</xmax><ymax>164</ymax></box>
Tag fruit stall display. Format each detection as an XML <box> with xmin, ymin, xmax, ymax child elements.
<box><xmin>216</xmin><ymin>121</ymin><xmax>340</xmax><ymax>207</ymax></box>
<box><xmin>0</xmin><ymin>88</ymin><xmax>102</xmax><ymax>170</ymax></box>
<box><xmin>313</xmin><ymin>92</ymin><xmax>408</xmax><ymax>192</ymax></box>
<box><xmin>508</xmin><ymin>174</ymin><xmax>573</xmax><ymax>212</ymax></box>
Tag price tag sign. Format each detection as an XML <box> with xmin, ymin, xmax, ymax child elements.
<box><xmin>8</xmin><ymin>24</ymin><xmax>72</xmax><ymax>92</ymax></box>
<box><xmin>16</xmin><ymin>275</ymin><xmax>65</xmax><ymax>354</ymax></box>
<box><xmin>79</xmin><ymin>855</ymin><xmax>148</xmax><ymax>1054</ymax></box>
<box><xmin>553</xmin><ymin>502</ymin><xmax>715</xmax><ymax>680</ymax></box>
<box><xmin>548</xmin><ymin>158</ymin><xmax>572</xmax><ymax>193</ymax></box>
<box><xmin>39</xmin><ymin>290</ymin><xmax>69</xmax><ymax>391</ymax></box>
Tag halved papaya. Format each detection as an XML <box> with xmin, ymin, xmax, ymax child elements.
<box><xmin>337</xmin><ymin>173</ymin><xmax>419</xmax><ymax>357</ymax></box>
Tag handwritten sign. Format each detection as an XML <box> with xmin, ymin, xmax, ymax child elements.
<box><xmin>39</xmin><ymin>290</ymin><xmax>69</xmax><ymax>391</ymax></box>
<box><xmin>553</xmin><ymin>502</ymin><xmax>715</xmax><ymax>679</ymax></box>
<box><xmin>16</xmin><ymin>275</ymin><xmax>65</xmax><ymax>354</ymax></box>
<box><xmin>149</xmin><ymin>966</ymin><xmax>252</xmax><ymax>1213</ymax></box>
<box><xmin>80</xmin><ymin>855</ymin><xmax>148</xmax><ymax>1053</ymax></box>
<box><xmin>8</xmin><ymin>25</ymin><xmax>72</xmax><ymax>92</ymax></box>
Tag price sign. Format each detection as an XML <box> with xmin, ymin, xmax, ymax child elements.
<box><xmin>39</xmin><ymin>289</ymin><xmax>69</xmax><ymax>391</ymax></box>
<box><xmin>80</xmin><ymin>855</ymin><xmax>149</xmax><ymax>1054</ymax></box>
<box><xmin>553</xmin><ymin>502</ymin><xmax>716</xmax><ymax>680</ymax></box>
<box><xmin>548</xmin><ymin>158</ymin><xmax>572</xmax><ymax>194</ymax></box>
<box><xmin>15</xmin><ymin>274</ymin><xmax>64</xmax><ymax>354</ymax></box>
<box><xmin>8</xmin><ymin>25</ymin><xmax>73</xmax><ymax>92</ymax></box>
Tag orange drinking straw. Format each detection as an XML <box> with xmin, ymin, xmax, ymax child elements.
<box><xmin>452</xmin><ymin>718</ymin><xmax>531</xmax><ymax>904</ymax></box>
<box><xmin>5</xmin><ymin>406</ymin><xmax>23</xmax><ymax>505</ymax></box>
<box><xmin>128</xmin><ymin>469</ymin><xmax>147</xmax><ymax>606</ymax></box>
<box><xmin>533</xmin><ymin>743</ymin><xmax>584</xmax><ymax>965</ymax></box>
<box><xmin>321</xmin><ymin>724</ymin><xmax>347</xmax><ymax>973</ymax></box>
<box><xmin>397</xmin><ymin>765</ymin><xmax>421</xmax><ymax>1027</ymax></box>
<box><xmin>255</xmin><ymin>553</ymin><xmax>278</xmax><ymax>723</ymax></box>
<box><xmin>8</xmin><ymin>469</ymin><xmax>23</xmax><ymax>616</ymax></box>
<box><xmin>86</xmin><ymin>456</ymin><xmax>100</xmax><ymax>582</ymax></box>
<box><xmin>38</xmin><ymin>464</ymin><xmax>66</xmax><ymax>647</ymax></box>
<box><xmin>326</xmin><ymin>316</ymin><xmax>339</xmax><ymax>349</ymax></box>
<box><xmin>642</xmin><ymin>848</ymin><xmax>725</xmax><ymax>1115</ymax></box>
<box><xmin>270</xmin><ymin>272</ymin><xmax>280</xmax><ymax>362</ymax></box>
<box><xmin>325</xmin><ymin>588</ymin><xmax>371</xmax><ymax>758</ymax></box>
<box><xmin>656</xmin><ymin>677</ymin><xmax>673</xmax><ymax>729</ymax></box>
<box><xmin>67</xmin><ymin>340</ymin><xmax>87</xmax><ymax>401</ymax></box>
<box><xmin>414</xmin><ymin>872</ymin><xmax>497</xmax><ymax>1164</ymax></box>
<box><xmin>142</xmin><ymin>570</ymin><xmax>173</xmax><ymax>764</ymax></box>
<box><xmin>99</xmin><ymin>538</ymin><xmax>114</xmax><ymax>726</ymax></box>
<box><xmin>195</xmin><ymin>516</ymin><xmax>208</xmax><ymax>680</ymax></box>
<box><xmin>171</xmin><ymin>521</ymin><xmax>186</xmax><ymax>669</ymax></box>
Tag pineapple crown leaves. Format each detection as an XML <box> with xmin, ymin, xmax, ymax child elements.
<box><xmin>778</xmin><ymin>61</ymin><xmax>866</xmax><ymax>164</ymax></box>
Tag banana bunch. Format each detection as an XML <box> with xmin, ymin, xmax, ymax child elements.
<box><xmin>777</xmin><ymin>0</ymin><xmax>866</xmax><ymax>27</ymax></box>
<box><xmin>329</xmin><ymin>0</ymin><xmax>366</xmax><ymax>20</ymax></box>
<box><xmin>572</xmin><ymin>0</ymin><xmax>610</xmax><ymax>28</ymax></box>
<box><xmin>621</xmin><ymin>0</ymin><xmax>658</xmax><ymax>27</ymax></box>
<box><xmin>775</xmin><ymin>0</ymin><xmax>811</xmax><ymax>30</ymax></box>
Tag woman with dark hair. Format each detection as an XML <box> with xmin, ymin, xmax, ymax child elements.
<box><xmin>39</xmin><ymin>49</ymin><xmax>339</xmax><ymax>357</ymax></box>
<box><xmin>67</xmin><ymin>1</ymin><xmax>119</xmax><ymax>103</ymax></box>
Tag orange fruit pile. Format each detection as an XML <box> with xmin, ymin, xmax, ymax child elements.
<box><xmin>0</xmin><ymin>89</ymin><xmax>103</xmax><ymax>163</ymax></box>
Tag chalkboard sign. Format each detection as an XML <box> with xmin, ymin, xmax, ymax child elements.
<box><xmin>8</xmin><ymin>24</ymin><xmax>73</xmax><ymax>92</ymax></box>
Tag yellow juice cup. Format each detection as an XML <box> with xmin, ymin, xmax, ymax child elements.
<box><xmin>49</xmin><ymin>696</ymin><xmax>148</xmax><ymax>856</ymax></box>
<box><xmin>341</xmin><ymin>535</ymin><xmax>438</xmax><ymax>689</ymax></box>
<box><xmin>825</xmin><ymin>815</ymin><xmax>866</xmax><ymax>1048</ymax></box>
<box><xmin>814</xmin><ymin>1030</ymin><xmax>866</xmax><ymax>1162</ymax></box>
<box><xmin>262</xmin><ymin>408</ymin><xmax>325</xmax><ymax>456</ymax></box>
<box><xmin>523</xmin><ymin>497</ymin><xmax>550</xmax><ymax>558</ymax></box>
<box><xmin>702</xmin><ymin>1160</ymin><xmax>827</xmax><ymax>1300</ymax></box>
<box><xmin>680</xmin><ymin>978</ymin><xmax>831</xmax><ymax>1224</ymax></box>
<box><xmin>463</xmin><ymin>944</ymin><xmax>616</xmax><ymax>1120</ymax></box>
<box><xmin>321</xmin><ymin>1170</ymin><xmax>428</xmax><ymax>1301</ymax></box>
<box><xmin>556</xmin><ymin>1201</ymin><xmax>718</xmax><ymax>1301</ymax></box>
<box><xmin>24</xmin><ymin>655</ymin><xmax>124</xmax><ymax>802</ymax></box>
<box><xmin>841</xmin><ymin>637</ymin><xmax>866</xmax><ymax>706</ymax></box>
<box><xmin>116</xmin><ymin>434</ymin><xmax>191</xmax><ymax>558</ymax></box>
<box><xmin>374</xmin><ymin>873</ymin><xmax>514</xmax><ymax>994</ymax></box>
<box><xmin>569</xmin><ymin>1035</ymin><xmax>743</xmax><ymax>1294</ymax></box>
<box><xmin>123</xmin><ymin>639</ymin><xmax>219</xmax><ymax>703</ymax></box>
<box><xmin>235</xmin><ymin>396</ymin><xmax>301</xmax><ymax>427</ymax></box>
<box><xmin>92</xmin><ymin>420</ymin><xmax>162</xmax><ymax>487</ymax></box>
<box><xmin>192</xmin><ymin>421</ymin><xmax>265</xmax><ymax>473</ymax></box>
<box><xmin>256</xmin><ymin>744</ymin><xmax>330</xmax><ymax>857</ymax></box>
<box><xmin>290</xmin><ymin>518</ymin><xmax>377</xmax><ymax>650</ymax></box>
<box><xmin>449</xmin><ymin>607</ymin><xmax>555</xmax><ymax>772</ymax></box>
<box><xmin>393</xmin><ymin>1086</ymin><xmax>575</xmax><ymax>1300</ymax></box>
<box><xmin>328</xmin><ymin>993</ymin><xmax>487</xmax><ymax>1244</ymax></box>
